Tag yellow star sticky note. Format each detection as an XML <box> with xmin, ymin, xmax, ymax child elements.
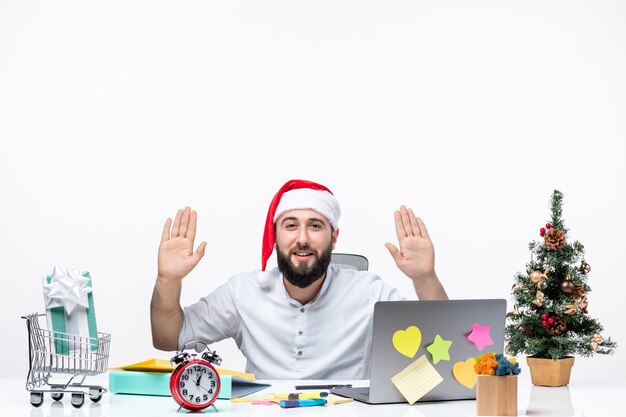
<box><xmin>426</xmin><ymin>334</ymin><xmax>452</xmax><ymax>364</ymax></box>
<box><xmin>391</xmin><ymin>354</ymin><xmax>443</xmax><ymax>404</ymax></box>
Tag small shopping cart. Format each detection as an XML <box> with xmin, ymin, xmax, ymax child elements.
<box><xmin>22</xmin><ymin>313</ymin><xmax>111</xmax><ymax>408</ymax></box>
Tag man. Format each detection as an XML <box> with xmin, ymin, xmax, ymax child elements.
<box><xmin>151</xmin><ymin>179</ymin><xmax>447</xmax><ymax>379</ymax></box>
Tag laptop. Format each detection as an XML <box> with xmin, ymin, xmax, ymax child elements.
<box><xmin>331</xmin><ymin>299</ymin><xmax>506</xmax><ymax>404</ymax></box>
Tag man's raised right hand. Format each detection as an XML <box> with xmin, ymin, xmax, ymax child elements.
<box><xmin>158</xmin><ymin>206</ymin><xmax>207</xmax><ymax>283</ymax></box>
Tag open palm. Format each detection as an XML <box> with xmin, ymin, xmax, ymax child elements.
<box><xmin>158</xmin><ymin>207</ymin><xmax>207</xmax><ymax>282</ymax></box>
<box><xmin>385</xmin><ymin>206</ymin><xmax>435</xmax><ymax>280</ymax></box>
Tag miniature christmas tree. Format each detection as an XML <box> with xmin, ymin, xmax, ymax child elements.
<box><xmin>505</xmin><ymin>190</ymin><xmax>616</xmax><ymax>359</ymax></box>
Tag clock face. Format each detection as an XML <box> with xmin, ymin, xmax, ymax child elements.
<box><xmin>172</xmin><ymin>361</ymin><xmax>220</xmax><ymax>409</ymax></box>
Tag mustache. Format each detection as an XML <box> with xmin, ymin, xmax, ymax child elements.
<box><xmin>290</xmin><ymin>243</ymin><xmax>314</xmax><ymax>253</ymax></box>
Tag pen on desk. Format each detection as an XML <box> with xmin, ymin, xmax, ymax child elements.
<box><xmin>279</xmin><ymin>398</ymin><xmax>327</xmax><ymax>408</ymax></box>
<box><xmin>294</xmin><ymin>384</ymin><xmax>352</xmax><ymax>390</ymax></box>
<box><xmin>274</xmin><ymin>392</ymin><xmax>329</xmax><ymax>400</ymax></box>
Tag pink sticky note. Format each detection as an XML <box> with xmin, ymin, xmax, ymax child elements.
<box><xmin>466</xmin><ymin>322</ymin><xmax>493</xmax><ymax>351</ymax></box>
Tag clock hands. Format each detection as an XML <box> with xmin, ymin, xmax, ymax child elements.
<box><xmin>195</xmin><ymin>372</ymin><xmax>213</xmax><ymax>395</ymax></box>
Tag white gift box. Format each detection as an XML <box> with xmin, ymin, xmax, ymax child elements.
<box><xmin>42</xmin><ymin>267</ymin><xmax>99</xmax><ymax>355</ymax></box>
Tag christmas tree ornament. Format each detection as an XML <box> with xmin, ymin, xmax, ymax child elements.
<box><xmin>560</xmin><ymin>279</ymin><xmax>575</xmax><ymax>295</ymax></box>
<box><xmin>564</xmin><ymin>296</ymin><xmax>588</xmax><ymax>314</ymax></box>
<box><xmin>589</xmin><ymin>334</ymin><xmax>603</xmax><ymax>351</ymax></box>
<box><xmin>545</xmin><ymin>315</ymin><xmax>567</xmax><ymax>336</ymax></box>
<box><xmin>580</xmin><ymin>296</ymin><xmax>589</xmax><ymax>313</ymax></box>
<box><xmin>539</xmin><ymin>227</ymin><xmax>546</xmax><ymax>237</ymax></box>
<box><xmin>541</xmin><ymin>313</ymin><xmax>548</xmax><ymax>320</ymax></box>
<box><xmin>579</xmin><ymin>260</ymin><xmax>591</xmax><ymax>275</ymax></box>
<box><xmin>506</xmin><ymin>305</ymin><xmax>520</xmax><ymax>318</ymax></box>
<box><xmin>544</xmin><ymin>228</ymin><xmax>566</xmax><ymax>250</ymax></box>
<box><xmin>572</xmin><ymin>285</ymin><xmax>586</xmax><ymax>300</ymax></box>
<box><xmin>546</xmin><ymin>223</ymin><xmax>552</xmax><ymax>229</ymax></box>
<box><xmin>530</xmin><ymin>270</ymin><xmax>548</xmax><ymax>288</ymax></box>
<box><xmin>532</xmin><ymin>290</ymin><xmax>544</xmax><ymax>307</ymax></box>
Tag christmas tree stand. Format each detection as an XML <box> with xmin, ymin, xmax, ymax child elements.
<box><xmin>526</xmin><ymin>357</ymin><xmax>574</xmax><ymax>387</ymax></box>
<box><xmin>476</xmin><ymin>375</ymin><xmax>518</xmax><ymax>416</ymax></box>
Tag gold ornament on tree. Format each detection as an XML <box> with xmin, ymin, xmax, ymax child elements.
<box><xmin>544</xmin><ymin>228</ymin><xmax>566</xmax><ymax>250</ymax></box>
<box><xmin>530</xmin><ymin>270</ymin><xmax>548</xmax><ymax>288</ymax></box>
<box><xmin>572</xmin><ymin>284</ymin><xmax>586</xmax><ymax>300</ymax></box>
<box><xmin>532</xmin><ymin>290</ymin><xmax>545</xmax><ymax>307</ymax></box>
<box><xmin>564</xmin><ymin>296</ymin><xmax>588</xmax><ymax>314</ymax></box>
<box><xmin>589</xmin><ymin>333</ymin><xmax>603</xmax><ymax>351</ymax></box>
<box><xmin>580</xmin><ymin>260</ymin><xmax>591</xmax><ymax>275</ymax></box>
<box><xmin>506</xmin><ymin>305</ymin><xmax>520</xmax><ymax>318</ymax></box>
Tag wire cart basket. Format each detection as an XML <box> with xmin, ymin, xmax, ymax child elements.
<box><xmin>22</xmin><ymin>313</ymin><xmax>111</xmax><ymax>408</ymax></box>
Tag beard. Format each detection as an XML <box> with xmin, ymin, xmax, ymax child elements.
<box><xmin>276</xmin><ymin>243</ymin><xmax>333</xmax><ymax>289</ymax></box>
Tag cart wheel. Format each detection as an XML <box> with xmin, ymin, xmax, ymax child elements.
<box><xmin>89</xmin><ymin>393</ymin><xmax>102</xmax><ymax>403</ymax></box>
<box><xmin>30</xmin><ymin>391</ymin><xmax>44</xmax><ymax>407</ymax></box>
<box><xmin>51</xmin><ymin>392</ymin><xmax>64</xmax><ymax>401</ymax></box>
<box><xmin>71</xmin><ymin>392</ymin><xmax>85</xmax><ymax>408</ymax></box>
<box><xmin>89</xmin><ymin>387</ymin><xmax>103</xmax><ymax>403</ymax></box>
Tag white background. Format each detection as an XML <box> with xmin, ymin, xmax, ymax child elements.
<box><xmin>1</xmin><ymin>1</ymin><xmax>624</xmax><ymax>383</ymax></box>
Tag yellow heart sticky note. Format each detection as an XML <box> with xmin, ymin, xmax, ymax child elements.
<box><xmin>392</xmin><ymin>326</ymin><xmax>422</xmax><ymax>358</ymax></box>
<box><xmin>452</xmin><ymin>358</ymin><xmax>477</xmax><ymax>389</ymax></box>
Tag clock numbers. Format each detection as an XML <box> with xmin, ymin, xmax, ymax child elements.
<box><xmin>176</xmin><ymin>363</ymin><xmax>218</xmax><ymax>406</ymax></box>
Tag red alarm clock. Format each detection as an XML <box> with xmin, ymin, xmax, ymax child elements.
<box><xmin>170</xmin><ymin>341</ymin><xmax>222</xmax><ymax>411</ymax></box>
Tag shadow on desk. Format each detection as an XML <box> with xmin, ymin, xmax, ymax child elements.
<box><xmin>525</xmin><ymin>386</ymin><xmax>574</xmax><ymax>417</ymax></box>
<box><xmin>29</xmin><ymin>401</ymin><xmax>103</xmax><ymax>417</ymax></box>
<box><xmin>399</xmin><ymin>400</ymin><xmax>475</xmax><ymax>417</ymax></box>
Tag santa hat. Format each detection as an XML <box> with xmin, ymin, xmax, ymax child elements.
<box><xmin>262</xmin><ymin>179</ymin><xmax>340</xmax><ymax>271</ymax></box>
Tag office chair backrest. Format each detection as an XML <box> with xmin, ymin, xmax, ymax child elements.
<box><xmin>330</xmin><ymin>253</ymin><xmax>369</xmax><ymax>271</ymax></box>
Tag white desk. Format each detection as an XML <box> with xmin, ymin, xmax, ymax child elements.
<box><xmin>2</xmin><ymin>376</ymin><xmax>624</xmax><ymax>417</ymax></box>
